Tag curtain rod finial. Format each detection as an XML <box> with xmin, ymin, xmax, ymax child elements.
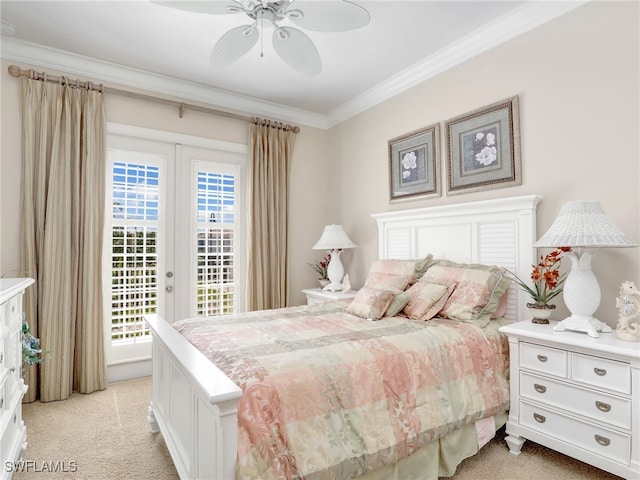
<box><xmin>8</xmin><ymin>65</ymin><xmax>23</xmax><ymax>78</ymax></box>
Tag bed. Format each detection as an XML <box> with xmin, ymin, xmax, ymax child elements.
<box><xmin>146</xmin><ymin>194</ymin><xmax>541</xmax><ymax>479</ymax></box>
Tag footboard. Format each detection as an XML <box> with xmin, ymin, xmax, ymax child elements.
<box><xmin>145</xmin><ymin>314</ymin><xmax>242</xmax><ymax>480</ymax></box>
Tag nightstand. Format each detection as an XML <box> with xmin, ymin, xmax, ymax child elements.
<box><xmin>302</xmin><ymin>288</ymin><xmax>357</xmax><ymax>305</ymax></box>
<box><xmin>500</xmin><ymin>320</ymin><xmax>640</xmax><ymax>479</ymax></box>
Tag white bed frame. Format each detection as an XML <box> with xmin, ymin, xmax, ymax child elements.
<box><xmin>146</xmin><ymin>194</ymin><xmax>541</xmax><ymax>479</ymax></box>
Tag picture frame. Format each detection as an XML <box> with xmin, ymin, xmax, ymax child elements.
<box><xmin>445</xmin><ymin>96</ymin><xmax>521</xmax><ymax>195</ymax></box>
<box><xmin>388</xmin><ymin>123</ymin><xmax>440</xmax><ymax>201</ymax></box>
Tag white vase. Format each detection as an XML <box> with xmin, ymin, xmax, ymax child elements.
<box><xmin>527</xmin><ymin>303</ymin><xmax>556</xmax><ymax>324</ymax></box>
<box><xmin>318</xmin><ymin>279</ymin><xmax>330</xmax><ymax>288</ymax></box>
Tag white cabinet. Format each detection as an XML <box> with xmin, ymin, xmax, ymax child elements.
<box><xmin>500</xmin><ymin>320</ymin><xmax>640</xmax><ymax>479</ymax></box>
<box><xmin>0</xmin><ymin>278</ymin><xmax>34</xmax><ymax>479</ymax></box>
<box><xmin>301</xmin><ymin>288</ymin><xmax>357</xmax><ymax>305</ymax></box>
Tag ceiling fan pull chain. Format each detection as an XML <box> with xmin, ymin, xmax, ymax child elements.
<box><xmin>259</xmin><ymin>9</ymin><xmax>264</xmax><ymax>58</ymax></box>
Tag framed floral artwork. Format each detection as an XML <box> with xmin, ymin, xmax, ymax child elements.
<box><xmin>445</xmin><ymin>96</ymin><xmax>521</xmax><ymax>195</ymax></box>
<box><xmin>388</xmin><ymin>123</ymin><xmax>440</xmax><ymax>201</ymax></box>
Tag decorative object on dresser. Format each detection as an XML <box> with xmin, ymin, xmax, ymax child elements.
<box><xmin>312</xmin><ymin>224</ymin><xmax>356</xmax><ymax>291</ymax></box>
<box><xmin>388</xmin><ymin>123</ymin><xmax>441</xmax><ymax>201</ymax></box>
<box><xmin>341</xmin><ymin>273</ymin><xmax>351</xmax><ymax>292</ymax></box>
<box><xmin>307</xmin><ymin>253</ymin><xmax>331</xmax><ymax>288</ymax></box>
<box><xmin>500</xmin><ymin>320</ymin><xmax>640</xmax><ymax>479</ymax></box>
<box><xmin>616</xmin><ymin>281</ymin><xmax>640</xmax><ymax>342</ymax></box>
<box><xmin>508</xmin><ymin>247</ymin><xmax>571</xmax><ymax>324</ymax></box>
<box><xmin>0</xmin><ymin>278</ymin><xmax>34</xmax><ymax>472</ymax></box>
<box><xmin>533</xmin><ymin>200</ymin><xmax>638</xmax><ymax>338</ymax></box>
<box><xmin>444</xmin><ymin>96</ymin><xmax>521</xmax><ymax>195</ymax></box>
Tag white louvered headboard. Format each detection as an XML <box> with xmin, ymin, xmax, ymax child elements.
<box><xmin>372</xmin><ymin>195</ymin><xmax>541</xmax><ymax>322</ymax></box>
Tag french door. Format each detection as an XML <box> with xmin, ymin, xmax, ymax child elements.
<box><xmin>103</xmin><ymin>126</ymin><xmax>246</xmax><ymax>367</ymax></box>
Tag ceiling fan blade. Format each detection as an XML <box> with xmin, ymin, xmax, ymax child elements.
<box><xmin>210</xmin><ymin>24</ymin><xmax>259</xmax><ymax>67</ymax></box>
<box><xmin>288</xmin><ymin>1</ymin><xmax>370</xmax><ymax>32</ymax></box>
<box><xmin>272</xmin><ymin>27</ymin><xmax>322</xmax><ymax>76</ymax></box>
<box><xmin>151</xmin><ymin>1</ymin><xmax>243</xmax><ymax>15</ymax></box>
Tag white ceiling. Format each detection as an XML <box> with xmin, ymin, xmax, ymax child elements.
<box><xmin>1</xmin><ymin>1</ymin><xmax>586</xmax><ymax>128</ymax></box>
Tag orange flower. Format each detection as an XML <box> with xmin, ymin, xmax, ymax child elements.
<box><xmin>509</xmin><ymin>247</ymin><xmax>571</xmax><ymax>306</ymax></box>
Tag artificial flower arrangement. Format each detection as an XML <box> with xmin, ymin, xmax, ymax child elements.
<box><xmin>510</xmin><ymin>247</ymin><xmax>572</xmax><ymax>307</ymax></box>
<box><xmin>308</xmin><ymin>253</ymin><xmax>331</xmax><ymax>280</ymax></box>
<box><xmin>22</xmin><ymin>313</ymin><xmax>46</xmax><ymax>373</ymax></box>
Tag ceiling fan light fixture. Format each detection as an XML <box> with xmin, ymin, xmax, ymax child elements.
<box><xmin>276</xmin><ymin>27</ymin><xmax>289</xmax><ymax>41</ymax></box>
<box><xmin>242</xmin><ymin>24</ymin><xmax>257</xmax><ymax>36</ymax></box>
<box><xmin>286</xmin><ymin>9</ymin><xmax>304</xmax><ymax>21</ymax></box>
<box><xmin>225</xmin><ymin>5</ymin><xmax>245</xmax><ymax>14</ymax></box>
<box><xmin>156</xmin><ymin>0</ymin><xmax>370</xmax><ymax>75</ymax></box>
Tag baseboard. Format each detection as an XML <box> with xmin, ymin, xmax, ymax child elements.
<box><xmin>107</xmin><ymin>358</ymin><xmax>151</xmax><ymax>383</ymax></box>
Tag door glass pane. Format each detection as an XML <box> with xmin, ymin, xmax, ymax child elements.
<box><xmin>195</xmin><ymin>170</ymin><xmax>235</xmax><ymax>316</ymax></box>
<box><xmin>110</xmin><ymin>160</ymin><xmax>160</xmax><ymax>344</ymax></box>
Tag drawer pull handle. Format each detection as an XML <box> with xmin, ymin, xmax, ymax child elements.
<box><xmin>534</xmin><ymin>384</ymin><xmax>547</xmax><ymax>394</ymax></box>
<box><xmin>537</xmin><ymin>355</ymin><xmax>548</xmax><ymax>363</ymax></box>
<box><xmin>9</xmin><ymin>367</ymin><xmax>15</xmax><ymax>374</ymax></box>
<box><xmin>594</xmin><ymin>367</ymin><xmax>607</xmax><ymax>376</ymax></box>
<box><xmin>596</xmin><ymin>401</ymin><xmax>611</xmax><ymax>413</ymax></box>
<box><xmin>533</xmin><ymin>413</ymin><xmax>546</xmax><ymax>424</ymax></box>
<box><xmin>595</xmin><ymin>435</ymin><xmax>610</xmax><ymax>447</ymax></box>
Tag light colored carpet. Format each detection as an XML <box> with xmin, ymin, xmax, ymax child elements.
<box><xmin>15</xmin><ymin>376</ymin><xmax>622</xmax><ymax>480</ymax></box>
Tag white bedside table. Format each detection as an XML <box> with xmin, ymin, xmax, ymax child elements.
<box><xmin>302</xmin><ymin>288</ymin><xmax>357</xmax><ymax>305</ymax></box>
<box><xmin>500</xmin><ymin>320</ymin><xmax>640</xmax><ymax>479</ymax></box>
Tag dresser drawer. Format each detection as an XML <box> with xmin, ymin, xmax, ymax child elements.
<box><xmin>0</xmin><ymin>400</ymin><xmax>23</xmax><ymax>461</ymax></box>
<box><xmin>520</xmin><ymin>371</ymin><xmax>631</xmax><ymax>429</ymax></box>
<box><xmin>520</xmin><ymin>401</ymin><xmax>630</xmax><ymax>466</ymax></box>
<box><xmin>571</xmin><ymin>353</ymin><xmax>630</xmax><ymax>395</ymax></box>
<box><xmin>520</xmin><ymin>342</ymin><xmax>568</xmax><ymax>377</ymax></box>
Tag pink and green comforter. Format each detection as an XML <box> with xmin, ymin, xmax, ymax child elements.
<box><xmin>173</xmin><ymin>301</ymin><xmax>510</xmax><ymax>479</ymax></box>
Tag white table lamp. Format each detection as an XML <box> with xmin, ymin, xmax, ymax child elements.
<box><xmin>533</xmin><ymin>201</ymin><xmax>637</xmax><ymax>337</ymax></box>
<box><xmin>312</xmin><ymin>224</ymin><xmax>356</xmax><ymax>291</ymax></box>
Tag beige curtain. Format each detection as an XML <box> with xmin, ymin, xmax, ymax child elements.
<box><xmin>20</xmin><ymin>77</ymin><xmax>107</xmax><ymax>402</ymax></box>
<box><xmin>246</xmin><ymin>119</ymin><xmax>298</xmax><ymax>311</ymax></box>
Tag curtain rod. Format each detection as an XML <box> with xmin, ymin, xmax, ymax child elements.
<box><xmin>7</xmin><ymin>64</ymin><xmax>300</xmax><ymax>133</ymax></box>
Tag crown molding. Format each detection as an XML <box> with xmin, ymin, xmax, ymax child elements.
<box><xmin>1</xmin><ymin>37</ymin><xmax>329</xmax><ymax>129</ymax></box>
<box><xmin>2</xmin><ymin>1</ymin><xmax>587</xmax><ymax>130</ymax></box>
<box><xmin>325</xmin><ymin>1</ymin><xmax>589</xmax><ymax>128</ymax></box>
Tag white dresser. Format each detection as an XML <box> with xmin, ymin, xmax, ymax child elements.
<box><xmin>500</xmin><ymin>320</ymin><xmax>640</xmax><ymax>479</ymax></box>
<box><xmin>0</xmin><ymin>278</ymin><xmax>33</xmax><ymax>478</ymax></box>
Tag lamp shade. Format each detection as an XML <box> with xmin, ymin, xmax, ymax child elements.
<box><xmin>533</xmin><ymin>201</ymin><xmax>637</xmax><ymax>248</ymax></box>
<box><xmin>312</xmin><ymin>224</ymin><xmax>356</xmax><ymax>250</ymax></box>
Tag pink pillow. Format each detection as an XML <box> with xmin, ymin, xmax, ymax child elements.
<box><xmin>491</xmin><ymin>289</ymin><xmax>509</xmax><ymax>319</ymax></box>
<box><xmin>421</xmin><ymin>265</ymin><xmax>504</xmax><ymax>327</ymax></box>
<box><xmin>364</xmin><ymin>272</ymin><xmax>409</xmax><ymax>292</ymax></box>
<box><xmin>367</xmin><ymin>259</ymin><xmax>418</xmax><ymax>284</ymax></box>
<box><xmin>403</xmin><ymin>282</ymin><xmax>454</xmax><ymax>321</ymax></box>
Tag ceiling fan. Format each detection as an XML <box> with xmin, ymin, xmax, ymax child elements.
<box><xmin>152</xmin><ymin>1</ymin><xmax>370</xmax><ymax>76</ymax></box>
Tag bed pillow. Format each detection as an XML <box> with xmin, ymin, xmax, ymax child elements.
<box><xmin>414</xmin><ymin>254</ymin><xmax>437</xmax><ymax>281</ymax></box>
<box><xmin>347</xmin><ymin>287</ymin><xmax>396</xmax><ymax>320</ymax></box>
<box><xmin>491</xmin><ymin>287</ymin><xmax>510</xmax><ymax>319</ymax></box>
<box><xmin>421</xmin><ymin>264</ymin><xmax>509</xmax><ymax>327</ymax></box>
<box><xmin>364</xmin><ymin>271</ymin><xmax>409</xmax><ymax>292</ymax></box>
<box><xmin>403</xmin><ymin>282</ymin><xmax>453</xmax><ymax>321</ymax></box>
<box><xmin>384</xmin><ymin>291</ymin><xmax>412</xmax><ymax>317</ymax></box>
<box><xmin>367</xmin><ymin>259</ymin><xmax>417</xmax><ymax>284</ymax></box>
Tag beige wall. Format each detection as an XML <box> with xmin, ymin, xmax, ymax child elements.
<box><xmin>2</xmin><ymin>1</ymin><xmax>638</xmax><ymax>324</ymax></box>
<box><xmin>0</xmin><ymin>59</ymin><xmax>329</xmax><ymax>306</ymax></box>
<box><xmin>328</xmin><ymin>1</ymin><xmax>640</xmax><ymax>327</ymax></box>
